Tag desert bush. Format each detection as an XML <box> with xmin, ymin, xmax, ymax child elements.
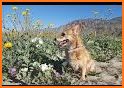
<box><xmin>84</xmin><ymin>35</ymin><xmax>122</xmax><ymax>62</ymax></box>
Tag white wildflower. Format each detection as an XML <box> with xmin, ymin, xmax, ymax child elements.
<box><xmin>31</xmin><ymin>37</ymin><xmax>43</xmax><ymax>45</ymax></box>
<box><xmin>48</xmin><ymin>64</ymin><xmax>53</xmax><ymax>68</ymax></box>
<box><xmin>26</xmin><ymin>8</ymin><xmax>30</xmax><ymax>11</ymax></box>
<box><xmin>21</xmin><ymin>68</ymin><xmax>28</xmax><ymax>72</ymax></box>
<box><xmin>36</xmin><ymin>44</ymin><xmax>40</xmax><ymax>48</ymax></box>
<box><xmin>38</xmin><ymin>38</ymin><xmax>43</xmax><ymax>44</ymax></box>
<box><xmin>41</xmin><ymin>63</ymin><xmax>49</xmax><ymax>72</ymax></box>
<box><xmin>40</xmin><ymin>63</ymin><xmax>53</xmax><ymax>72</ymax></box>
<box><xmin>32</xmin><ymin>62</ymin><xmax>37</xmax><ymax>66</ymax></box>
<box><xmin>31</xmin><ymin>37</ymin><xmax>38</xmax><ymax>42</ymax></box>
<box><xmin>32</xmin><ymin>62</ymin><xmax>40</xmax><ymax>67</ymax></box>
<box><xmin>87</xmin><ymin>40</ymin><xmax>94</xmax><ymax>44</ymax></box>
<box><xmin>12</xmin><ymin>6</ymin><xmax>18</xmax><ymax>10</ymax></box>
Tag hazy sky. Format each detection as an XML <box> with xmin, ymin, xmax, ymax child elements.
<box><xmin>2</xmin><ymin>5</ymin><xmax>122</xmax><ymax>27</ymax></box>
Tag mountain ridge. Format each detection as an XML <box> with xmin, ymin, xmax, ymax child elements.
<box><xmin>57</xmin><ymin>16</ymin><xmax>122</xmax><ymax>36</ymax></box>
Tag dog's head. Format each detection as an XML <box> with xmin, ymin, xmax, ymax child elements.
<box><xmin>54</xmin><ymin>23</ymin><xmax>84</xmax><ymax>48</ymax></box>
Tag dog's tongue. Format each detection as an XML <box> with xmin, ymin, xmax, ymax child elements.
<box><xmin>59</xmin><ymin>40</ymin><xmax>67</xmax><ymax>46</ymax></box>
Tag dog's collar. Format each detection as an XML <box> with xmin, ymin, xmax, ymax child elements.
<box><xmin>68</xmin><ymin>46</ymin><xmax>84</xmax><ymax>53</ymax></box>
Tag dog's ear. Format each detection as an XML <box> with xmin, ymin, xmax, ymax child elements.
<box><xmin>72</xmin><ymin>22</ymin><xmax>86</xmax><ymax>35</ymax></box>
<box><xmin>72</xmin><ymin>24</ymin><xmax>81</xmax><ymax>35</ymax></box>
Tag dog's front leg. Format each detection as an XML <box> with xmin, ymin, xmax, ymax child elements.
<box><xmin>80</xmin><ymin>66</ymin><xmax>86</xmax><ymax>81</ymax></box>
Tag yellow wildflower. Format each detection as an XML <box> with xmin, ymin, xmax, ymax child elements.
<box><xmin>22</xmin><ymin>11</ymin><xmax>27</xmax><ymax>16</ymax></box>
<box><xmin>22</xmin><ymin>11</ymin><xmax>29</xmax><ymax>16</ymax></box>
<box><xmin>4</xmin><ymin>42</ymin><xmax>12</xmax><ymax>48</ymax></box>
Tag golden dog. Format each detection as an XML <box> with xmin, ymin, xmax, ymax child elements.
<box><xmin>55</xmin><ymin>23</ymin><xmax>95</xmax><ymax>80</ymax></box>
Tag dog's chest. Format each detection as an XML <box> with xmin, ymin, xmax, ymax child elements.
<box><xmin>68</xmin><ymin>51</ymin><xmax>80</xmax><ymax>60</ymax></box>
<box><xmin>68</xmin><ymin>59</ymin><xmax>83</xmax><ymax>71</ymax></box>
<box><xmin>67</xmin><ymin>52</ymin><xmax>84</xmax><ymax>70</ymax></box>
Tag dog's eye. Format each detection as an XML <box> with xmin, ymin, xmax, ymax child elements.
<box><xmin>61</xmin><ymin>32</ymin><xmax>65</xmax><ymax>36</ymax></box>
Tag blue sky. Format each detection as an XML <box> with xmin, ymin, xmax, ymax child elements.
<box><xmin>2</xmin><ymin>5</ymin><xmax>122</xmax><ymax>27</ymax></box>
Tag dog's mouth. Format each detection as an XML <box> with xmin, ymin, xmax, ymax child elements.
<box><xmin>58</xmin><ymin>39</ymin><xmax>69</xmax><ymax>47</ymax></box>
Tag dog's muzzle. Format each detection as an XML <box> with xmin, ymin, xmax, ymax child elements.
<box><xmin>54</xmin><ymin>38</ymin><xmax>69</xmax><ymax>47</ymax></box>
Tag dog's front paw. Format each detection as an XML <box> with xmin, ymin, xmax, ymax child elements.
<box><xmin>79</xmin><ymin>77</ymin><xmax>86</xmax><ymax>81</ymax></box>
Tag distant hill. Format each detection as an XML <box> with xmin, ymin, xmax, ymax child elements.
<box><xmin>110</xmin><ymin>17</ymin><xmax>122</xmax><ymax>23</ymax></box>
<box><xmin>57</xmin><ymin>16</ymin><xmax>122</xmax><ymax>37</ymax></box>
